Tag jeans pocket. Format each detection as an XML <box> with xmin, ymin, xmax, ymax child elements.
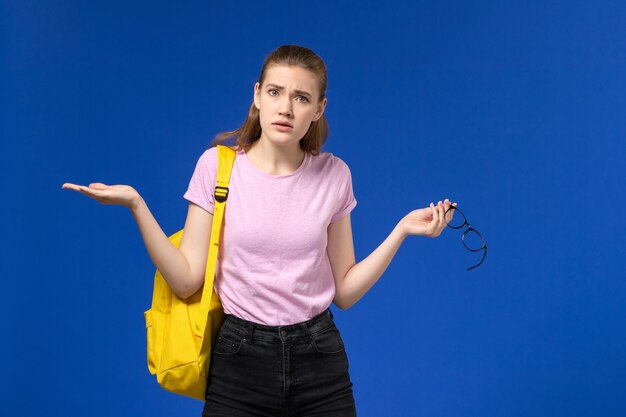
<box><xmin>213</xmin><ymin>327</ymin><xmax>244</xmax><ymax>356</ymax></box>
<box><xmin>311</xmin><ymin>325</ymin><xmax>346</xmax><ymax>354</ymax></box>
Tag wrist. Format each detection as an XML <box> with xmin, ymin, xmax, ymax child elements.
<box><xmin>394</xmin><ymin>219</ymin><xmax>409</xmax><ymax>240</ymax></box>
<box><xmin>129</xmin><ymin>195</ymin><xmax>145</xmax><ymax>213</ymax></box>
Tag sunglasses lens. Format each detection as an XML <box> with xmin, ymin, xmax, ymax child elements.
<box><xmin>445</xmin><ymin>208</ymin><xmax>466</xmax><ymax>229</ymax></box>
<box><xmin>463</xmin><ymin>229</ymin><xmax>485</xmax><ymax>252</ymax></box>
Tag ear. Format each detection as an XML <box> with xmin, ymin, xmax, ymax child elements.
<box><xmin>313</xmin><ymin>97</ymin><xmax>327</xmax><ymax>122</ymax></box>
<box><xmin>253</xmin><ymin>82</ymin><xmax>261</xmax><ymax>110</ymax></box>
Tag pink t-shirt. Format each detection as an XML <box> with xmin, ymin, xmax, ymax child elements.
<box><xmin>183</xmin><ymin>146</ymin><xmax>357</xmax><ymax>325</ymax></box>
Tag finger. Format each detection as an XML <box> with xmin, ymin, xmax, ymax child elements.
<box><xmin>421</xmin><ymin>207</ymin><xmax>433</xmax><ymax>220</ymax></box>
<box><xmin>78</xmin><ymin>185</ymin><xmax>105</xmax><ymax>198</ymax></box>
<box><xmin>63</xmin><ymin>183</ymin><xmax>100</xmax><ymax>199</ymax></box>
<box><xmin>430</xmin><ymin>202</ymin><xmax>439</xmax><ymax>226</ymax></box>
<box><xmin>443</xmin><ymin>198</ymin><xmax>452</xmax><ymax>224</ymax></box>
<box><xmin>446</xmin><ymin>201</ymin><xmax>457</xmax><ymax>222</ymax></box>
<box><xmin>89</xmin><ymin>182</ymin><xmax>109</xmax><ymax>190</ymax></box>
<box><xmin>437</xmin><ymin>201</ymin><xmax>445</xmax><ymax>233</ymax></box>
<box><xmin>62</xmin><ymin>183</ymin><xmax>82</xmax><ymax>191</ymax></box>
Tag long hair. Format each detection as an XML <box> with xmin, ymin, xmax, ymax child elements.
<box><xmin>209</xmin><ymin>45</ymin><xmax>329</xmax><ymax>155</ymax></box>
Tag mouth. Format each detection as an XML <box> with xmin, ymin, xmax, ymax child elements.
<box><xmin>272</xmin><ymin>121</ymin><xmax>293</xmax><ymax>128</ymax></box>
<box><xmin>272</xmin><ymin>121</ymin><xmax>293</xmax><ymax>132</ymax></box>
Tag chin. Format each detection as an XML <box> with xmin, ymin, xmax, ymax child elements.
<box><xmin>263</xmin><ymin>132</ymin><xmax>303</xmax><ymax>147</ymax></box>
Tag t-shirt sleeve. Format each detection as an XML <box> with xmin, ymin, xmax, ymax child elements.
<box><xmin>183</xmin><ymin>147</ymin><xmax>218</xmax><ymax>215</ymax></box>
<box><xmin>330</xmin><ymin>157</ymin><xmax>357</xmax><ymax>223</ymax></box>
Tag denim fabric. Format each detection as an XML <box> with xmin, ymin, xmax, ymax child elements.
<box><xmin>202</xmin><ymin>308</ymin><xmax>357</xmax><ymax>417</ymax></box>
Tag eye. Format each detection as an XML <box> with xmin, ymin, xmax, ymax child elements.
<box><xmin>296</xmin><ymin>95</ymin><xmax>309</xmax><ymax>103</ymax></box>
<box><xmin>268</xmin><ymin>89</ymin><xmax>278</xmax><ymax>97</ymax></box>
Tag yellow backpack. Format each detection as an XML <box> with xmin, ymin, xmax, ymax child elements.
<box><xmin>144</xmin><ymin>144</ymin><xmax>236</xmax><ymax>401</ymax></box>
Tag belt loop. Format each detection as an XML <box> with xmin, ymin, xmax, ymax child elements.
<box><xmin>300</xmin><ymin>322</ymin><xmax>311</xmax><ymax>338</ymax></box>
<box><xmin>246</xmin><ymin>321</ymin><xmax>254</xmax><ymax>342</ymax></box>
<box><xmin>327</xmin><ymin>307</ymin><xmax>334</xmax><ymax>320</ymax></box>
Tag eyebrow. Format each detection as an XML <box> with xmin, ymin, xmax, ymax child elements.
<box><xmin>265</xmin><ymin>83</ymin><xmax>313</xmax><ymax>98</ymax></box>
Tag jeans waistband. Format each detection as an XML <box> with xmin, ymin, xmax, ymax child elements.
<box><xmin>221</xmin><ymin>308</ymin><xmax>335</xmax><ymax>343</ymax></box>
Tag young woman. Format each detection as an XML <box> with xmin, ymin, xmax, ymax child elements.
<box><xmin>63</xmin><ymin>45</ymin><xmax>456</xmax><ymax>417</ymax></box>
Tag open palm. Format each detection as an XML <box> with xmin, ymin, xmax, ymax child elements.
<box><xmin>62</xmin><ymin>182</ymin><xmax>141</xmax><ymax>209</ymax></box>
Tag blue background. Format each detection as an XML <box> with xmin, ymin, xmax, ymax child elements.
<box><xmin>2</xmin><ymin>1</ymin><xmax>625</xmax><ymax>416</ymax></box>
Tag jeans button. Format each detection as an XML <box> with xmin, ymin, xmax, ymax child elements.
<box><xmin>281</xmin><ymin>329</ymin><xmax>287</xmax><ymax>337</ymax></box>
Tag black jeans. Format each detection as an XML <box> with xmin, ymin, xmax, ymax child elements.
<box><xmin>202</xmin><ymin>308</ymin><xmax>357</xmax><ymax>417</ymax></box>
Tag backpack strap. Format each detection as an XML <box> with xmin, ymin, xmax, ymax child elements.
<box><xmin>195</xmin><ymin>144</ymin><xmax>236</xmax><ymax>335</ymax></box>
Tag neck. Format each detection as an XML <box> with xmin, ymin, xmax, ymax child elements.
<box><xmin>247</xmin><ymin>138</ymin><xmax>305</xmax><ymax>176</ymax></box>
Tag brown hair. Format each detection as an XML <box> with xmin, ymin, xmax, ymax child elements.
<box><xmin>209</xmin><ymin>45</ymin><xmax>329</xmax><ymax>155</ymax></box>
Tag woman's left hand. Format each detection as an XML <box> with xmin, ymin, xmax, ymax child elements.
<box><xmin>400</xmin><ymin>198</ymin><xmax>457</xmax><ymax>238</ymax></box>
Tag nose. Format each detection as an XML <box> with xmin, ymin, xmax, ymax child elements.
<box><xmin>278</xmin><ymin>97</ymin><xmax>293</xmax><ymax>118</ymax></box>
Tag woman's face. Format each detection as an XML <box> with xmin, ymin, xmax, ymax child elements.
<box><xmin>254</xmin><ymin>64</ymin><xmax>327</xmax><ymax>149</ymax></box>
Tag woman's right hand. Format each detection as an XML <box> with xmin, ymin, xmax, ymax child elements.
<box><xmin>62</xmin><ymin>182</ymin><xmax>142</xmax><ymax>209</ymax></box>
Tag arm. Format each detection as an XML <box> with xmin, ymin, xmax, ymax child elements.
<box><xmin>131</xmin><ymin>198</ymin><xmax>213</xmax><ymax>299</ymax></box>
<box><xmin>327</xmin><ymin>214</ymin><xmax>406</xmax><ymax>310</ymax></box>
<box><xmin>62</xmin><ymin>182</ymin><xmax>212</xmax><ymax>299</ymax></box>
<box><xmin>327</xmin><ymin>199</ymin><xmax>456</xmax><ymax>310</ymax></box>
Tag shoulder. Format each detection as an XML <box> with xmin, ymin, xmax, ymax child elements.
<box><xmin>194</xmin><ymin>146</ymin><xmax>219</xmax><ymax>167</ymax></box>
<box><xmin>311</xmin><ymin>151</ymin><xmax>352</xmax><ymax>175</ymax></box>
<box><xmin>204</xmin><ymin>145</ymin><xmax>220</xmax><ymax>159</ymax></box>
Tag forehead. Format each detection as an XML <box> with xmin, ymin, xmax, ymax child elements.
<box><xmin>262</xmin><ymin>65</ymin><xmax>319</xmax><ymax>93</ymax></box>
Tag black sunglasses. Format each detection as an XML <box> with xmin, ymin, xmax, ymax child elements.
<box><xmin>444</xmin><ymin>206</ymin><xmax>487</xmax><ymax>271</ymax></box>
